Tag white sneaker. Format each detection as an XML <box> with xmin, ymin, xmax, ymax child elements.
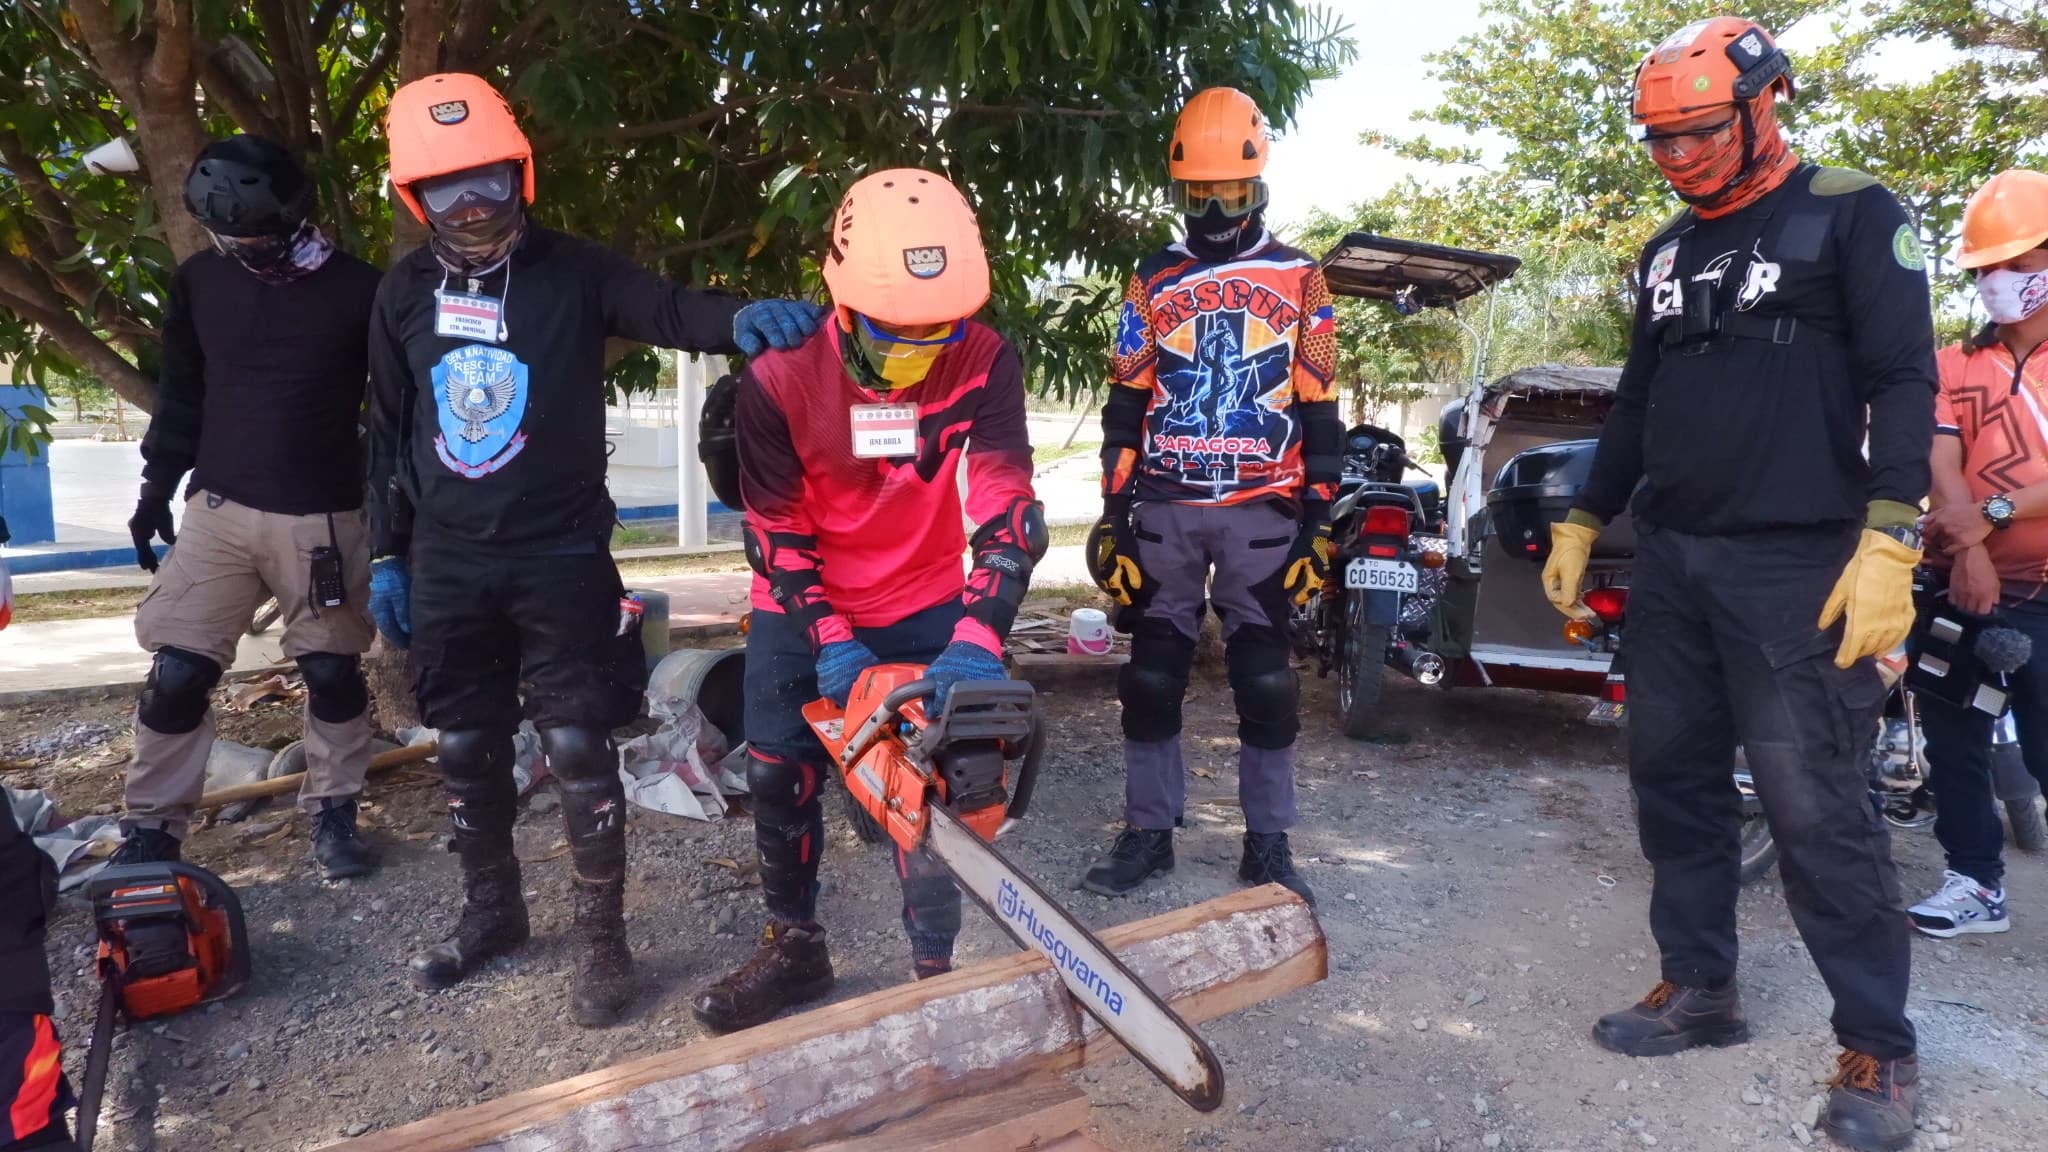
<box><xmin>1908</xmin><ymin>870</ymin><xmax>2010</xmax><ymax>938</ymax></box>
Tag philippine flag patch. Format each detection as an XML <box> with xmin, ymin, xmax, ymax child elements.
<box><xmin>1304</xmin><ymin>303</ymin><xmax>1336</xmax><ymax>336</ymax></box>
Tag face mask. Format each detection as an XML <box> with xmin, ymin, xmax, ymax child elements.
<box><xmin>1979</xmin><ymin>268</ymin><xmax>2048</xmax><ymax>326</ymax></box>
<box><xmin>1183</xmin><ymin>204</ymin><xmax>1262</xmax><ymax>263</ymax></box>
<box><xmin>844</xmin><ymin>315</ymin><xmax>962</xmax><ymax>390</ymax></box>
<box><xmin>212</xmin><ymin>221</ymin><xmax>334</xmax><ymax>284</ymax></box>
<box><xmin>418</xmin><ymin>163</ymin><xmax>525</xmax><ymax>271</ymax></box>
<box><xmin>1643</xmin><ymin>95</ymin><xmax>1797</xmax><ymax>220</ymax></box>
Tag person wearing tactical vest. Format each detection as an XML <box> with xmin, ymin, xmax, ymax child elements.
<box><xmin>1080</xmin><ymin>86</ymin><xmax>1341</xmax><ymax>907</ymax></box>
<box><xmin>1907</xmin><ymin>170</ymin><xmax>2048</xmax><ymax>938</ymax></box>
<box><xmin>1541</xmin><ymin>20</ymin><xmax>1936</xmax><ymax>1150</ymax></box>
<box><xmin>365</xmin><ymin>74</ymin><xmax>821</xmax><ymax>1027</ymax></box>
<box><xmin>112</xmin><ymin>135</ymin><xmax>384</xmax><ymax>883</ymax></box>
<box><xmin>687</xmin><ymin>170</ymin><xmax>1042</xmax><ymax>1034</ymax></box>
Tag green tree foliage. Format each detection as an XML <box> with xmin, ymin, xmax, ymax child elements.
<box><xmin>1330</xmin><ymin>0</ymin><xmax>2041</xmax><ymax>377</ymax></box>
<box><xmin>0</xmin><ymin>0</ymin><xmax>1355</xmax><ymax>425</ymax></box>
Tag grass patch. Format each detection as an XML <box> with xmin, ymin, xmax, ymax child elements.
<box><xmin>615</xmin><ymin>548</ymin><xmax>751</xmax><ymax>579</ymax></box>
<box><xmin>1032</xmin><ymin>441</ymin><xmax>1093</xmax><ymax>469</ymax></box>
<box><xmin>11</xmin><ymin>586</ymin><xmax>146</xmax><ymax>624</ymax></box>
<box><xmin>612</xmin><ymin>523</ymin><xmax>679</xmax><ymax>549</ymax></box>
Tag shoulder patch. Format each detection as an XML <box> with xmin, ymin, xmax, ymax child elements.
<box><xmin>1892</xmin><ymin>224</ymin><xmax>1927</xmax><ymax>271</ymax></box>
<box><xmin>1809</xmin><ymin>167</ymin><xmax>1880</xmax><ymax>197</ymax></box>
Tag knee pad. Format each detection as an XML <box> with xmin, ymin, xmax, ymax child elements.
<box><xmin>436</xmin><ymin>728</ymin><xmax>514</xmax><ymax>782</ymax></box>
<box><xmin>296</xmin><ymin>652</ymin><xmax>367</xmax><ymax>723</ymax></box>
<box><xmin>540</xmin><ymin>725</ymin><xmax>615</xmax><ymax>782</ymax></box>
<box><xmin>434</xmin><ymin>728</ymin><xmax>516</xmax><ymax>850</ymax></box>
<box><xmin>746</xmin><ymin>748</ymin><xmax>824</xmax><ymax>818</ymax></box>
<box><xmin>1119</xmin><ymin>619</ymin><xmax>1196</xmax><ymax>742</ymax></box>
<box><xmin>137</xmin><ymin>647</ymin><xmax>224</xmax><ymax>735</ymax></box>
<box><xmin>1227</xmin><ymin>627</ymin><xmax>1300</xmax><ymax>749</ymax></box>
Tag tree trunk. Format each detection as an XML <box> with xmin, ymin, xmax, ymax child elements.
<box><xmin>366</xmin><ymin>636</ymin><xmax>422</xmax><ymax>735</ymax></box>
<box><xmin>71</xmin><ymin>1</ymin><xmax>213</xmax><ymax>264</ymax></box>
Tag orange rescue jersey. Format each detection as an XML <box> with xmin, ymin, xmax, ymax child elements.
<box><xmin>1934</xmin><ymin>328</ymin><xmax>2048</xmax><ymax>598</ymax></box>
<box><xmin>1103</xmin><ymin>236</ymin><xmax>1339</xmax><ymax>506</ymax></box>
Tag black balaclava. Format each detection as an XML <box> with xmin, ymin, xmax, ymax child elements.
<box><xmin>1183</xmin><ymin>204</ymin><xmax>1266</xmax><ymax>264</ymax></box>
<box><xmin>419</xmin><ymin>161</ymin><xmax>527</xmax><ymax>274</ymax></box>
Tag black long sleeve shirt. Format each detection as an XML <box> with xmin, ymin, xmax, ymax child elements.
<box><xmin>1575</xmin><ymin>166</ymin><xmax>1937</xmax><ymax>533</ymax></box>
<box><xmin>0</xmin><ymin>798</ymin><xmax>56</xmax><ymax>1017</ymax></box>
<box><xmin>366</xmin><ymin>226</ymin><xmax>746</xmax><ymax>556</ymax></box>
<box><xmin>140</xmin><ymin>250</ymin><xmax>382</xmax><ymax>513</ymax></box>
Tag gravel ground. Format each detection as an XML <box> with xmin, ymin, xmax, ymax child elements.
<box><xmin>9</xmin><ymin>657</ymin><xmax>2048</xmax><ymax>1152</ymax></box>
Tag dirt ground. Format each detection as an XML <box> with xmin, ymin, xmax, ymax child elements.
<box><xmin>9</xmin><ymin>655</ymin><xmax>2048</xmax><ymax>1152</ymax></box>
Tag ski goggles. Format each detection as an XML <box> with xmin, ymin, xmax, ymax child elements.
<box><xmin>416</xmin><ymin>162</ymin><xmax>521</xmax><ymax>215</ymax></box>
<box><xmin>1169</xmin><ymin>178</ymin><xmax>1269</xmax><ymax>219</ymax></box>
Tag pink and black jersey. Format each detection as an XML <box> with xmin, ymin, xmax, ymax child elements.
<box><xmin>737</xmin><ymin>321</ymin><xmax>1038</xmax><ymax>653</ymax></box>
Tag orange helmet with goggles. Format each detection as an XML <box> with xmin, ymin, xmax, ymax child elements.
<box><xmin>1169</xmin><ymin>87</ymin><xmax>1269</xmax><ymax>181</ymax></box>
<box><xmin>1632</xmin><ymin>17</ymin><xmax>1793</xmax><ymax>127</ymax></box>
<box><xmin>1957</xmin><ymin>169</ymin><xmax>2048</xmax><ymax>271</ymax></box>
<box><xmin>386</xmin><ymin>73</ymin><xmax>535</xmax><ymax>225</ymax></box>
<box><xmin>822</xmin><ymin>168</ymin><xmax>990</xmax><ymax>333</ymax></box>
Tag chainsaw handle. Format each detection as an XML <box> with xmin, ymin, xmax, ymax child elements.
<box><xmin>879</xmin><ymin>678</ymin><xmax>938</xmax><ymax>715</ymax></box>
<box><xmin>836</xmin><ymin>679</ymin><xmax>938</xmax><ymax>770</ymax></box>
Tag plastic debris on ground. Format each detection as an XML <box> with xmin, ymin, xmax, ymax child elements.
<box><xmin>397</xmin><ymin>721</ymin><xmax>550</xmax><ymax>795</ymax></box>
<box><xmin>617</xmin><ymin>682</ymin><xmax>749</xmax><ymax>822</ymax></box>
<box><xmin>8</xmin><ymin>785</ymin><xmax>122</xmax><ymax>890</ymax></box>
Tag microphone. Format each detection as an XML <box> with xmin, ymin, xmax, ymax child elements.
<box><xmin>1974</xmin><ymin>627</ymin><xmax>2033</xmax><ymax>676</ymax></box>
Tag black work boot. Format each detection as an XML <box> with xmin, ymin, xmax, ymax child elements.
<box><xmin>1821</xmin><ymin>1051</ymin><xmax>1918</xmax><ymax>1151</ymax></box>
<box><xmin>691</xmin><ymin>921</ymin><xmax>835</xmax><ymax>1034</ymax></box>
<box><xmin>1080</xmin><ymin>826</ymin><xmax>1175</xmax><ymax>896</ymax></box>
<box><xmin>311</xmin><ymin>798</ymin><xmax>377</xmax><ymax>880</ymax></box>
<box><xmin>1239</xmin><ymin>831</ymin><xmax>1315</xmax><ymax>906</ymax></box>
<box><xmin>570</xmin><ymin>876</ymin><xmax>634</xmax><ymax>1027</ymax></box>
<box><xmin>409</xmin><ymin>856</ymin><xmax>530</xmax><ymax>990</ymax></box>
<box><xmin>109</xmin><ymin>825</ymin><xmax>182</xmax><ymax>866</ymax></box>
<box><xmin>1591</xmin><ymin>981</ymin><xmax>1750</xmax><ymax>1057</ymax></box>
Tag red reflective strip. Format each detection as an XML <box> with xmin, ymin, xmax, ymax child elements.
<box><xmin>9</xmin><ymin>1016</ymin><xmax>62</xmax><ymax>1140</ymax></box>
<box><xmin>1366</xmin><ymin>544</ymin><xmax>1398</xmax><ymax>558</ymax></box>
<box><xmin>797</xmin><ymin>832</ymin><xmax>813</xmax><ymax>865</ymax></box>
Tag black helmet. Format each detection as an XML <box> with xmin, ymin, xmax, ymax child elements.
<box><xmin>183</xmin><ymin>135</ymin><xmax>310</xmax><ymax>238</ymax></box>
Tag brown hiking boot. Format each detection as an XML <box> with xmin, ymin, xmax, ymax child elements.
<box><xmin>570</xmin><ymin>876</ymin><xmax>634</xmax><ymax>1027</ymax></box>
<box><xmin>1821</xmin><ymin>1051</ymin><xmax>1918</xmax><ymax>1151</ymax></box>
<box><xmin>1591</xmin><ymin>981</ymin><xmax>1750</xmax><ymax>1057</ymax></box>
<box><xmin>690</xmin><ymin>921</ymin><xmax>835</xmax><ymax>1034</ymax></box>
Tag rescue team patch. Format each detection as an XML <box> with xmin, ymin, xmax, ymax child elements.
<box><xmin>431</xmin><ymin>344</ymin><xmax>529</xmax><ymax>478</ymax></box>
<box><xmin>903</xmin><ymin>246</ymin><xmax>946</xmax><ymax>279</ymax></box>
<box><xmin>1892</xmin><ymin>225</ymin><xmax>1926</xmax><ymax>272</ymax></box>
<box><xmin>429</xmin><ymin>100</ymin><xmax>469</xmax><ymax>125</ymax></box>
<box><xmin>1646</xmin><ymin>240</ymin><xmax>1680</xmax><ymax>288</ymax></box>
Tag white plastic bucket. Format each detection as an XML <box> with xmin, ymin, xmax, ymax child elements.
<box><xmin>1068</xmin><ymin>608</ymin><xmax>1113</xmax><ymax>655</ymax></box>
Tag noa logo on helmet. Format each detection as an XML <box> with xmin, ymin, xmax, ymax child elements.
<box><xmin>429</xmin><ymin>100</ymin><xmax>469</xmax><ymax>125</ymax></box>
<box><xmin>903</xmin><ymin>246</ymin><xmax>947</xmax><ymax>279</ymax></box>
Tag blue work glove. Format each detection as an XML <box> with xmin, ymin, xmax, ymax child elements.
<box><xmin>815</xmin><ymin>639</ymin><xmax>880</xmax><ymax>706</ymax></box>
<box><xmin>368</xmin><ymin>557</ymin><xmax>413</xmax><ymax>650</ymax></box>
<box><xmin>733</xmin><ymin>299</ymin><xmax>824</xmax><ymax>356</ymax></box>
<box><xmin>924</xmin><ymin>640</ymin><xmax>1007</xmax><ymax>713</ymax></box>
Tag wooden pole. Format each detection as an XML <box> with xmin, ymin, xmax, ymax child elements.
<box><xmin>337</xmin><ymin>885</ymin><xmax>1325</xmax><ymax>1152</ymax></box>
<box><xmin>193</xmin><ymin>742</ymin><xmax>439</xmax><ymax>811</ymax></box>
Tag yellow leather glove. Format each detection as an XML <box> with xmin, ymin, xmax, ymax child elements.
<box><xmin>1819</xmin><ymin>525</ymin><xmax>1922</xmax><ymax>669</ymax></box>
<box><xmin>1281</xmin><ymin>502</ymin><xmax>1337</xmax><ymax>608</ymax></box>
<box><xmin>1085</xmin><ymin>514</ymin><xmax>1147</xmax><ymax>607</ymax></box>
<box><xmin>1541</xmin><ymin>515</ymin><xmax>1602</xmax><ymax>621</ymax></box>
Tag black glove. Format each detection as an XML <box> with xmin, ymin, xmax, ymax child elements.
<box><xmin>1281</xmin><ymin>500</ymin><xmax>1336</xmax><ymax>607</ymax></box>
<box><xmin>128</xmin><ymin>482</ymin><xmax>177</xmax><ymax>573</ymax></box>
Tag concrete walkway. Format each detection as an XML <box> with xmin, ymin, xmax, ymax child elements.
<box><xmin>0</xmin><ymin>546</ymin><xmax>1100</xmax><ymax>696</ymax></box>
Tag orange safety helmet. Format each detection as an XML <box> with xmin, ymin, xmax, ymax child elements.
<box><xmin>1168</xmin><ymin>87</ymin><xmax>1269</xmax><ymax>181</ymax></box>
<box><xmin>1632</xmin><ymin>17</ymin><xmax>1793</xmax><ymax>128</ymax></box>
<box><xmin>385</xmin><ymin>73</ymin><xmax>535</xmax><ymax>225</ymax></box>
<box><xmin>1958</xmin><ymin>169</ymin><xmax>2048</xmax><ymax>270</ymax></box>
<box><xmin>822</xmin><ymin>168</ymin><xmax>990</xmax><ymax>331</ymax></box>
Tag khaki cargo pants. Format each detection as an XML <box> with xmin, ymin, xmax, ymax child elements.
<box><xmin>128</xmin><ymin>491</ymin><xmax>376</xmax><ymax>837</ymax></box>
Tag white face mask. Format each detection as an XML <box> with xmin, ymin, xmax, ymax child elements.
<box><xmin>1979</xmin><ymin>268</ymin><xmax>2048</xmax><ymax>326</ymax></box>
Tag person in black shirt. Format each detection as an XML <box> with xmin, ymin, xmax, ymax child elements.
<box><xmin>114</xmin><ymin>135</ymin><xmax>383</xmax><ymax>882</ymax></box>
<box><xmin>367</xmin><ymin>73</ymin><xmax>820</xmax><ymax>1027</ymax></box>
<box><xmin>1541</xmin><ymin>22</ymin><xmax>1935</xmax><ymax>1151</ymax></box>
<box><xmin>0</xmin><ymin>800</ymin><xmax>73</xmax><ymax>1152</ymax></box>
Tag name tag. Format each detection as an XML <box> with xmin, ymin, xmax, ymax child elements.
<box><xmin>435</xmin><ymin>291</ymin><xmax>504</xmax><ymax>342</ymax></box>
<box><xmin>850</xmin><ymin>403</ymin><xmax>918</xmax><ymax>458</ymax></box>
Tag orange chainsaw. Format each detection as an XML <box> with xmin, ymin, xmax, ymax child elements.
<box><xmin>803</xmin><ymin>665</ymin><xmax>1224</xmax><ymax>1112</ymax></box>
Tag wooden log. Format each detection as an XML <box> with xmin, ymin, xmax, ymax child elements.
<box><xmin>341</xmin><ymin>885</ymin><xmax>1324</xmax><ymax>1152</ymax></box>
<box><xmin>809</xmin><ymin>1075</ymin><xmax>1090</xmax><ymax>1152</ymax></box>
<box><xmin>193</xmin><ymin>742</ymin><xmax>439</xmax><ymax>811</ymax></box>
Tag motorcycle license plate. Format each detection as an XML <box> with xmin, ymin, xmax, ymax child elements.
<box><xmin>1345</xmin><ymin>558</ymin><xmax>1418</xmax><ymax>592</ymax></box>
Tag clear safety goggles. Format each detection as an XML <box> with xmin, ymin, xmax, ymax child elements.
<box><xmin>855</xmin><ymin>313</ymin><xmax>965</xmax><ymax>348</ymax></box>
<box><xmin>1169</xmin><ymin>178</ymin><xmax>1269</xmax><ymax>219</ymax></box>
<box><xmin>1633</xmin><ymin>115</ymin><xmax>1738</xmax><ymax>160</ymax></box>
<box><xmin>417</xmin><ymin>162</ymin><xmax>520</xmax><ymax>215</ymax></box>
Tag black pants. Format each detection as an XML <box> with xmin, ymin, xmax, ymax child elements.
<box><xmin>407</xmin><ymin>534</ymin><xmax>645</xmax><ymax>732</ymax></box>
<box><xmin>1920</xmin><ymin>595</ymin><xmax>2048</xmax><ymax>891</ymax></box>
<box><xmin>1625</xmin><ymin>524</ymin><xmax>1914</xmax><ymax>1059</ymax></box>
<box><xmin>744</xmin><ymin>600</ymin><xmax>962</xmax><ymax>962</ymax></box>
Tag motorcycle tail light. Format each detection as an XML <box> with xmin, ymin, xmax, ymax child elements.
<box><xmin>1583</xmin><ymin>587</ymin><xmax>1628</xmax><ymax>623</ymax></box>
<box><xmin>1362</xmin><ymin>505</ymin><xmax>1409</xmax><ymax>538</ymax></box>
<box><xmin>1563</xmin><ymin>619</ymin><xmax>1599</xmax><ymax>645</ymax></box>
<box><xmin>1602</xmin><ymin>676</ymin><xmax>1626</xmax><ymax>704</ymax></box>
<box><xmin>1366</xmin><ymin>544</ymin><xmax>1399</xmax><ymax>558</ymax></box>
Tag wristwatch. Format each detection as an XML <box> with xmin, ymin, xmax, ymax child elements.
<box><xmin>1983</xmin><ymin>493</ymin><xmax>2017</xmax><ymax>531</ymax></box>
<box><xmin>1874</xmin><ymin>523</ymin><xmax>1923</xmax><ymax>551</ymax></box>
